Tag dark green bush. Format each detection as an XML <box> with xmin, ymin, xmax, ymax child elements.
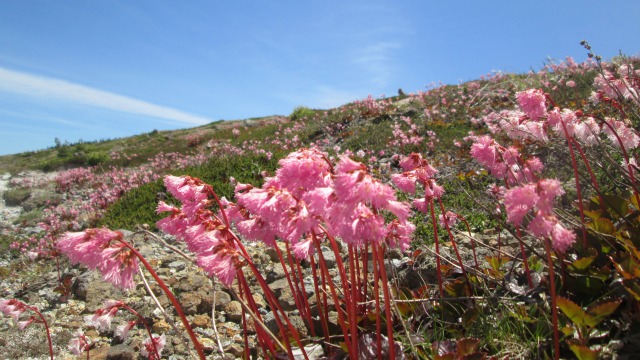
<box><xmin>100</xmin><ymin>153</ymin><xmax>283</xmax><ymax>231</ymax></box>
<box><xmin>2</xmin><ymin>188</ymin><xmax>30</xmax><ymax>206</ymax></box>
<box><xmin>290</xmin><ymin>106</ymin><xmax>317</xmax><ymax>121</ymax></box>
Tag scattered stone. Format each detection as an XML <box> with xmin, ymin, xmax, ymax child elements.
<box><xmin>224</xmin><ymin>343</ymin><xmax>244</xmax><ymax>358</ymax></box>
<box><xmin>224</xmin><ymin>300</ymin><xmax>243</xmax><ymax>322</ymax></box>
<box><xmin>88</xmin><ymin>345</ymin><xmax>111</xmax><ymax>360</ymax></box>
<box><xmin>106</xmin><ymin>344</ymin><xmax>136</xmax><ymax>360</ymax></box>
<box><xmin>192</xmin><ymin>314</ymin><xmax>212</xmax><ymax>328</ymax></box>
<box><xmin>152</xmin><ymin>319</ymin><xmax>172</xmax><ymax>334</ymax></box>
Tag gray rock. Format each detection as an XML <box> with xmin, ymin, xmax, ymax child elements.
<box><xmin>167</xmin><ymin>260</ymin><xmax>186</xmax><ymax>271</ymax></box>
<box><xmin>106</xmin><ymin>344</ymin><xmax>136</xmax><ymax>360</ymax></box>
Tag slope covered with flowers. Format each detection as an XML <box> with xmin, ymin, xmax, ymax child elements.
<box><xmin>1</xmin><ymin>47</ymin><xmax>640</xmax><ymax>359</ymax></box>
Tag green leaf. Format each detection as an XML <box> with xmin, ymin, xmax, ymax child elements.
<box><xmin>556</xmin><ymin>297</ymin><xmax>591</xmax><ymax>327</ymax></box>
<box><xmin>587</xmin><ymin>218</ymin><xmax>616</xmax><ymax>235</ymax></box>
<box><xmin>622</xmin><ymin>279</ymin><xmax>640</xmax><ymax>301</ymax></box>
<box><xmin>610</xmin><ymin>253</ymin><xmax>640</xmax><ymax>279</ymax></box>
<box><xmin>570</xmin><ymin>255</ymin><xmax>597</xmax><ymax>271</ymax></box>
<box><xmin>456</xmin><ymin>338</ymin><xmax>480</xmax><ymax>356</ymax></box>
<box><xmin>602</xmin><ymin>194</ymin><xmax>630</xmax><ymax>217</ymax></box>
<box><xmin>583</xmin><ymin>209</ymin><xmax>604</xmax><ymax>219</ymax></box>
<box><xmin>485</xmin><ymin>255</ymin><xmax>509</xmax><ymax>271</ymax></box>
<box><xmin>585</xmin><ymin>299</ymin><xmax>622</xmax><ymax>327</ymax></box>
<box><xmin>461</xmin><ymin>307</ymin><xmax>480</xmax><ymax>329</ymax></box>
<box><xmin>567</xmin><ymin>340</ymin><xmax>600</xmax><ymax>360</ymax></box>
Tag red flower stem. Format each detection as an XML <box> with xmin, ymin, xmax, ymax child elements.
<box><xmin>500</xmin><ymin>177</ymin><xmax>533</xmax><ymax>288</ymax></box>
<box><xmin>314</xmin><ymin>239</ymin><xmax>353</xmax><ymax>357</ymax></box>
<box><xmin>294</xmin><ymin>254</ymin><xmax>316</xmax><ymax>338</ymax></box>
<box><xmin>372</xmin><ymin>244</ymin><xmax>382</xmax><ymax>360</ymax></box>
<box><xmin>309</xmin><ymin>255</ymin><xmax>331</xmax><ymax>346</ymax></box>
<box><xmin>29</xmin><ymin>307</ymin><xmax>54</xmax><ymax>360</ymax></box>
<box><xmin>515</xmin><ymin>227</ymin><xmax>533</xmax><ymax>289</ymax></box>
<box><xmin>459</xmin><ymin>217</ymin><xmax>479</xmax><ymax>269</ymax></box>
<box><xmin>348</xmin><ymin>245</ymin><xmax>358</xmax><ymax>358</ymax></box>
<box><xmin>353</xmin><ymin>245</ymin><xmax>362</xmax><ymax>306</ymax></box>
<box><xmin>558</xmin><ymin>122</ymin><xmax>588</xmax><ymax>247</ymax></box>
<box><xmin>237</xmin><ymin>274</ymin><xmax>252</xmax><ymax>360</ymax></box>
<box><xmin>319</xmin><ymin>225</ymin><xmax>352</xmax><ymax>307</ymax></box>
<box><xmin>597</xmin><ymin>114</ymin><xmax>640</xmax><ymax>205</ymax></box>
<box><xmin>569</xmin><ymin>133</ymin><xmax>607</xmax><ymax>213</ymax></box>
<box><xmin>283</xmin><ymin>243</ymin><xmax>315</xmax><ymax>338</ymax></box>
<box><xmin>428</xmin><ymin>198</ymin><xmax>444</xmax><ymax>298</ymax></box>
<box><xmin>544</xmin><ymin>239</ymin><xmax>560</xmax><ymax>360</ymax></box>
<box><xmin>276</xmin><ymin>245</ymin><xmax>306</xmax><ymax>321</ymax></box>
<box><xmin>237</xmin><ymin>270</ymin><xmax>278</xmax><ymax>356</ymax></box>
<box><xmin>230</xmin><ymin>234</ymin><xmax>309</xmax><ymax>359</ymax></box>
<box><xmin>286</xmin><ymin>246</ymin><xmax>313</xmax><ymax>334</ymax></box>
<box><xmin>362</xmin><ymin>243</ymin><xmax>369</xmax><ymax>312</ymax></box>
<box><xmin>121</xmin><ymin>242</ymin><xmax>206</xmax><ymax>360</ymax></box>
<box><xmin>121</xmin><ymin>304</ymin><xmax>160</xmax><ymax>358</ymax></box>
<box><xmin>437</xmin><ymin>198</ymin><xmax>472</xmax><ymax>295</ymax></box>
<box><xmin>374</xmin><ymin>244</ymin><xmax>396</xmax><ymax>360</ymax></box>
<box><xmin>207</xmin><ymin>187</ymin><xmax>231</xmax><ymax>228</ymax></box>
<box><xmin>242</xmin><ymin>257</ymin><xmax>309</xmax><ymax>360</ymax></box>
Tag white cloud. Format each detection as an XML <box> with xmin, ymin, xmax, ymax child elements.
<box><xmin>351</xmin><ymin>42</ymin><xmax>401</xmax><ymax>87</ymax></box>
<box><xmin>0</xmin><ymin>67</ymin><xmax>214</xmax><ymax>126</ymax></box>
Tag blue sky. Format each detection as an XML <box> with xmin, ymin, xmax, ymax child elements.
<box><xmin>0</xmin><ymin>1</ymin><xmax>638</xmax><ymax>155</ymax></box>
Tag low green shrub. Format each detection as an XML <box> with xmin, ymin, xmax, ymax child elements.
<box><xmin>100</xmin><ymin>153</ymin><xmax>283</xmax><ymax>231</ymax></box>
<box><xmin>290</xmin><ymin>106</ymin><xmax>317</xmax><ymax>121</ymax></box>
<box><xmin>2</xmin><ymin>188</ymin><xmax>30</xmax><ymax>206</ymax></box>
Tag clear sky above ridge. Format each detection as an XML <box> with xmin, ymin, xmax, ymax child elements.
<box><xmin>0</xmin><ymin>1</ymin><xmax>638</xmax><ymax>155</ymax></box>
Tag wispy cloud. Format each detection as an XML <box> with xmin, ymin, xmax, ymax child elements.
<box><xmin>351</xmin><ymin>42</ymin><xmax>402</xmax><ymax>87</ymax></box>
<box><xmin>0</xmin><ymin>67</ymin><xmax>214</xmax><ymax>126</ymax></box>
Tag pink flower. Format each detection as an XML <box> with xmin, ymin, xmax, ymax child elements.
<box><xmin>334</xmin><ymin>203</ymin><xmax>387</xmax><ymax>247</ymax></box>
<box><xmin>141</xmin><ymin>334</ymin><xmax>166</xmax><ymax>359</ymax></box>
<box><xmin>503</xmin><ymin>179</ymin><xmax>575</xmax><ymax>252</ymax></box>
<box><xmin>68</xmin><ymin>330</ymin><xmax>91</xmax><ymax>355</ymax></box>
<box><xmin>57</xmin><ymin>229</ymin><xmax>120</xmax><ymax>268</ymax></box>
<box><xmin>98</xmin><ymin>243</ymin><xmax>139</xmax><ymax>290</ymax></box>
<box><xmin>196</xmin><ymin>248</ymin><xmax>239</xmax><ymax>286</ymax></box>
<box><xmin>86</xmin><ymin>302</ymin><xmax>121</xmax><ymax>331</ymax></box>
<box><xmin>385</xmin><ymin>220</ymin><xmax>415</xmax><ymax>252</ymax></box>
<box><xmin>516</xmin><ymin>89</ymin><xmax>547</xmax><ymax>120</ymax></box>
<box><xmin>603</xmin><ymin>118</ymin><xmax>640</xmax><ymax>150</ymax></box>
<box><xmin>412</xmin><ymin>198</ymin><xmax>429</xmax><ymax>213</ymax></box>
<box><xmin>392</xmin><ymin>173</ymin><xmax>417</xmax><ymax>194</ymax></box>
<box><xmin>291</xmin><ymin>236</ymin><xmax>315</xmax><ymax>259</ymax></box>
<box><xmin>163</xmin><ymin>175</ymin><xmax>208</xmax><ymax>203</ymax></box>
<box><xmin>566</xmin><ymin>80</ymin><xmax>576</xmax><ymax>88</ymax></box>
<box><xmin>551</xmin><ymin>222</ymin><xmax>577</xmax><ymax>252</ymax></box>
<box><xmin>115</xmin><ymin>320</ymin><xmax>137</xmax><ymax>341</ymax></box>
<box><xmin>18</xmin><ymin>317</ymin><xmax>36</xmax><ymax>330</ymax></box>
<box><xmin>503</xmin><ymin>184</ymin><xmax>539</xmax><ymax>226</ymax></box>
<box><xmin>438</xmin><ymin>211</ymin><xmax>459</xmax><ymax>228</ymax></box>
<box><xmin>0</xmin><ymin>299</ymin><xmax>27</xmax><ymax>321</ymax></box>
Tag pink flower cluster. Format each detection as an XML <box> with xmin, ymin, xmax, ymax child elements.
<box><xmin>503</xmin><ymin>179</ymin><xmax>575</xmax><ymax>252</ymax></box>
<box><xmin>392</xmin><ymin>153</ymin><xmax>444</xmax><ymax>214</ymax></box>
<box><xmin>156</xmin><ymin>148</ymin><xmax>416</xmax><ymax>286</ymax></box>
<box><xmin>470</xmin><ymin>135</ymin><xmax>543</xmax><ymax>185</ymax></box>
<box><xmin>156</xmin><ymin>175</ymin><xmax>243</xmax><ymax>286</ymax></box>
<box><xmin>228</xmin><ymin>148</ymin><xmax>414</xmax><ymax>252</ymax></box>
<box><xmin>516</xmin><ymin>89</ymin><xmax>548</xmax><ymax>121</ymax></box>
<box><xmin>592</xmin><ymin>63</ymin><xmax>639</xmax><ymax>103</ymax></box>
<box><xmin>482</xmin><ymin>87</ymin><xmax>639</xmax><ymax>151</ymax></box>
<box><xmin>389</xmin><ymin>116</ymin><xmax>424</xmax><ymax>148</ymax></box>
<box><xmin>0</xmin><ymin>298</ymin><xmax>39</xmax><ymax>330</ymax></box>
<box><xmin>57</xmin><ymin>229</ymin><xmax>139</xmax><ymax>289</ymax></box>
